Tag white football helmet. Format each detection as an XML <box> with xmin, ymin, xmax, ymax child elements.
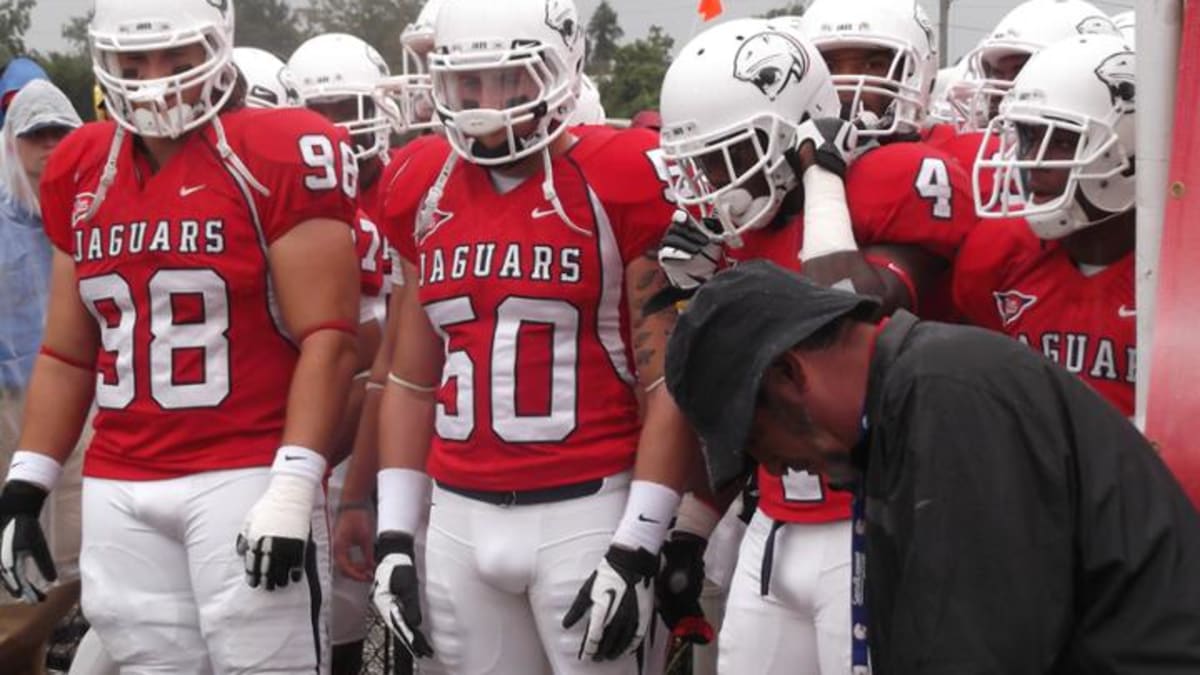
<box><xmin>659</xmin><ymin>18</ymin><xmax>840</xmax><ymax>242</ymax></box>
<box><xmin>380</xmin><ymin>0</ymin><xmax>444</xmax><ymax>132</ymax></box>
<box><xmin>1112</xmin><ymin>11</ymin><xmax>1135</xmax><ymax>45</ymax></box>
<box><xmin>974</xmin><ymin>34</ymin><xmax>1135</xmax><ymax>240</ymax></box>
<box><xmin>568</xmin><ymin>74</ymin><xmax>606</xmax><ymax>126</ymax></box>
<box><xmin>288</xmin><ymin>33</ymin><xmax>397</xmax><ymax>161</ymax></box>
<box><xmin>430</xmin><ymin>0</ymin><xmax>585</xmax><ymax>165</ymax></box>
<box><xmin>927</xmin><ymin>60</ymin><xmax>969</xmax><ymax>126</ymax></box>
<box><xmin>801</xmin><ymin>0</ymin><xmax>938</xmax><ymax>138</ymax></box>
<box><xmin>234</xmin><ymin>47</ymin><xmax>298</xmax><ymax>109</ymax></box>
<box><xmin>952</xmin><ymin>0</ymin><xmax>1119</xmax><ymax>131</ymax></box>
<box><xmin>89</xmin><ymin>0</ymin><xmax>238</xmax><ymax>138</ymax></box>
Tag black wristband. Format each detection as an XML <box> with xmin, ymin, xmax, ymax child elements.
<box><xmin>375</xmin><ymin>531</ymin><xmax>415</xmax><ymax>560</ymax></box>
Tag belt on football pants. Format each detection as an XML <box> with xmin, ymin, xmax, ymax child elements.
<box><xmin>435</xmin><ymin>477</ymin><xmax>606</xmax><ymax>507</ymax></box>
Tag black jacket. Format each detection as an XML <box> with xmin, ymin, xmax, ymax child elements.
<box><xmin>859</xmin><ymin>311</ymin><xmax>1200</xmax><ymax>674</ymax></box>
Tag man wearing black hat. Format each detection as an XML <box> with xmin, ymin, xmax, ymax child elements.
<box><xmin>666</xmin><ymin>260</ymin><xmax>1200</xmax><ymax>673</ymax></box>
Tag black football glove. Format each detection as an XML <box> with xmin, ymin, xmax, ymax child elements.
<box><xmin>656</xmin><ymin>532</ymin><xmax>714</xmax><ymax>645</ymax></box>
<box><xmin>564</xmin><ymin>545</ymin><xmax>658</xmax><ymax>661</ymax></box>
<box><xmin>0</xmin><ymin>480</ymin><xmax>56</xmax><ymax>603</ymax></box>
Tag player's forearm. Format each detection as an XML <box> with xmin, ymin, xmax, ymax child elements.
<box><xmin>15</xmin><ymin>355</ymin><xmax>95</xmax><ymax>465</ymax></box>
<box><xmin>632</xmin><ymin>387</ymin><xmax>698</xmax><ymax>493</ymax></box>
<box><xmin>802</xmin><ymin>252</ymin><xmax>907</xmax><ymax>314</ymax></box>
<box><xmin>378</xmin><ymin>384</ymin><xmax>435</xmax><ymax>471</ymax></box>
<box><xmin>280</xmin><ymin>330</ymin><xmax>360</xmax><ymax>457</ymax></box>
<box><xmin>340</xmin><ymin>387</ymin><xmax>383</xmax><ymax>505</ymax></box>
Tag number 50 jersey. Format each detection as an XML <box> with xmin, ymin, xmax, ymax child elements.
<box><xmin>387</xmin><ymin>128</ymin><xmax>674</xmax><ymax>491</ymax></box>
<box><xmin>40</xmin><ymin>110</ymin><xmax>357</xmax><ymax>480</ymax></box>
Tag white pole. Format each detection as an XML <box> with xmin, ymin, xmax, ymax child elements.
<box><xmin>1134</xmin><ymin>0</ymin><xmax>1183</xmax><ymax>431</ymax></box>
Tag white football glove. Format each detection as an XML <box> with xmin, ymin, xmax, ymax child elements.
<box><xmin>0</xmin><ymin>480</ymin><xmax>56</xmax><ymax>603</ymax></box>
<box><xmin>658</xmin><ymin>210</ymin><xmax>725</xmax><ymax>291</ymax></box>
<box><xmin>237</xmin><ymin>449</ymin><xmax>323</xmax><ymax>591</ymax></box>
<box><xmin>372</xmin><ymin>532</ymin><xmax>434</xmax><ymax>658</ymax></box>
<box><xmin>795</xmin><ymin>116</ymin><xmax>872</xmax><ymax>178</ymax></box>
<box><xmin>563</xmin><ymin>545</ymin><xmax>658</xmax><ymax>661</ymax></box>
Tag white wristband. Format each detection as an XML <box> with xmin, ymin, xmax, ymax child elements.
<box><xmin>612</xmin><ymin>480</ymin><xmax>682</xmax><ymax>554</ymax></box>
<box><xmin>377</xmin><ymin>468</ymin><xmax>431</xmax><ymax>536</ymax></box>
<box><xmin>270</xmin><ymin>445</ymin><xmax>327</xmax><ymax>486</ymax></box>
<box><xmin>674</xmin><ymin>493</ymin><xmax>721</xmax><ymax>538</ymax></box>
<box><xmin>800</xmin><ymin>164</ymin><xmax>857</xmax><ymax>262</ymax></box>
<box><xmin>5</xmin><ymin>450</ymin><xmax>64</xmax><ymax>492</ymax></box>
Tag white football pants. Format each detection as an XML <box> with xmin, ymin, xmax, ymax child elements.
<box><xmin>423</xmin><ymin>472</ymin><xmax>648</xmax><ymax>675</ymax></box>
<box><xmin>79</xmin><ymin>468</ymin><xmax>330</xmax><ymax>675</ymax></box>
<box><xmin>718</xmin><ymin>510</ymin><xmax>852</xmax><ymax>675</ymax></box>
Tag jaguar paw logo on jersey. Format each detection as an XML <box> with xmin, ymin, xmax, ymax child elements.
<box><xmin>732</xmin><ymin>31</ymin><xmax>810</xmax><ymax>101</ymax></box>
<box><xmin>71</xmin><ymin>192</ymin><xmax>96</xmax><ymax>228</ymax></box>
<box><xmin>993</xmin><ymin>289</ymin><xmax>1038</xmax><ymax>326</ymax></box>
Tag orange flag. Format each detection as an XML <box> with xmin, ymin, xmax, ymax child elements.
<box><xmin>698</xmin><ymin>0</ymin><xmax>724</xmax><ymax>21</ymax></box>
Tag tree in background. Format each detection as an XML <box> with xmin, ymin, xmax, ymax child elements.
<box><xmin>237</xmin><ymin>0</ymin><xmax>308</xmax><ymax>59</ymax></box>
<box><xmin>0</xmin><ymin>0</ymin><xmax>35</xmax><ymax>64</ymax></box>
<box><xmin>300</xmin><ymin>0</ymin><xmax>421</xmax><ymax>70</ymax></box>
<box><xmin>586</xmin><ymin>0</ymin><xmax>623</xmax><ymax>76</ymax></box>
<box><xmin>598</xmin><ymin>25</ymin><xmax>674</xmax><ymax>120</ymax></box>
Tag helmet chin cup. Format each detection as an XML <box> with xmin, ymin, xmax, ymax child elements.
<box><xmin>714</xmin><ymin>187</ymin><xmax>778</xmax><ymax>241</ymax></box>
<box><xmin>456</xmin><ymin>108</ymin><xmax>508</xmax><ymax>137</ymax></box>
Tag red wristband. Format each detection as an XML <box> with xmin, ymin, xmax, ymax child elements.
<box><xmin>297</xmin><ymin>319</ymin><xmax>358</xmax><ymax>342</ymax></box>
<box><xmin>865</xmin><ymin>254</ymin><xmax>920</xmax><ymax>314</ymax></box>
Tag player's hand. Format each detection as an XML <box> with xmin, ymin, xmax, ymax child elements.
<box><xmin>373</xmin><ymin>531</ymin><xmax>434</xmax><ymax>659</ymax></box>
<box><xmin>563</xmin><ymin>544</ymin><xmax>658</xmax><ymax>661</ymax></box>
<box><xmin>658</xmin><ymin>209</ymin><xmax>724</xmax><ymax>291</ymax></box>
<box><xmin>656</xmin><ymin>532</ymin><xmax>714</xmax><ymax>645</ymax></box>
<box><xmin>795</xmin><ymin>117</ymin><xmax>867</xmax><ymax>178</ymax></box>
<box><xmin>333</xmin><ymin>504</ymin><xmax>376</xmax><ymax>582</ymax></box>
<box><xmin>0</xmin><ymin>480</ymin><xmax>57</xmax><ymax>603</ymax></box>
<box><xmin>237</xmin><ymin>472</ymin><xmax>317</xmax><ymax>591</ymax></box>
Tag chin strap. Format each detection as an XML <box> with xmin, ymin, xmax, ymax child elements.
<box><xmin>79</xmin><ymin>125</ymin><xmax>126</xmax><ymax>224</ymax></box>
<box><xmin>211</xmin><ymin>116</ymin><xmax>270</xmax><ymax>197</ymax></box>
<box><xmin>539</xmin><ymin>147</ymin><xmax>590</xmax><ymax>238</ymax></box>
<box><xmin>415</xmin><ymin>151</ymin><xmax>459</xmax><ymax>243</ymax></box>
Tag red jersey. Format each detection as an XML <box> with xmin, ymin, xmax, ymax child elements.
<box><xmin>40</xmin><ymin>110</ymin><xmax>356</xmax><ymax>480</ymax></box>
<box><xmin>922</xmin><ymin>122</ymin><xmax>958</xmax><ymax>147</ymax></box>
<box><xmin>746</xmin><ymin>141</ymin><xmax>975</xmax><ymax>524</ymax></box>
<box><xmin>953</xmin><ymin>218</ymin><xmax>1135</xmax><ymax>415</ymax></box>
<box><xmin>389</xmin><ymin>128</ymin><xmax>673</xmax><ymax>490</ymax></box>
<box><xmin>352</xmin><ymin>209</ymin><xmax>386</xmax><ymax>300</ymax></box>
<box><xmin>930</xmin><ymin>129</ymin><xmax>1001</xmax><ymax>208</ymax></box>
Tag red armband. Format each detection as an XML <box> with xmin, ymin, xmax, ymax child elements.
<box><xmin>39</xmin><ymin>346</ymin><xmax>95</xmax><ymax>371</ymax></box>
<box><xmin>297</xmin><ymin>320</ymin><xmax>358</xmax><ymax>342</ymax></box>
<box><xmin>865</xmin><ymin>254</ymin><xmax>920</xmax><ymax>315</ymax></box>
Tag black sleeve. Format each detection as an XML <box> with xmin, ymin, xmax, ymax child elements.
<box><xmin>877</xmin><ymin>376</ymin><xmax>1076</xmax><ymax>675</ymax></box>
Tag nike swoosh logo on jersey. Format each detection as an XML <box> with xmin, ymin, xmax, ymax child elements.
<box><xmin>531</xmin><ymin>207</ymin><xmax>559</xmax><ymax>220</ymax></box>
<box><xmin>1118</xmin><ymin>305</ymin><xmax>1136</xmax><ymax>318</ymax></box>
<box><xmin>179</xmin><ymin>184</ymin><xmax>206</xmax><ymax>197</ymax></box>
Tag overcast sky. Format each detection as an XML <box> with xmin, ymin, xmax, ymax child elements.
<box><xmin>24</xmin><ymin>0</ymin><xmax>1135</xmax><ymax>64</ymax></box>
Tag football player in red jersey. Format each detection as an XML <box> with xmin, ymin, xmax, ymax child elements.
<box><xmin>653</xmin><ymin>9</ymin><xmax>975</xmax><ymax>672</ymax></box>
<box><xmin>937</xmin><ymin>0</ymin><xmax>1120</xmax><ymax>202</ymax></box>
<box><xmin>369</xmin><ymin>0</ymin><xmax>695</xmax><ymax>672</ymax></box>
<box><xmin>0</xmin><ymin>0</ymin><xmax>361</xmax><ymax>672</ymax></box>
<box><xmin>954</xmin><ymin>34</ymin><xmax>1136</xmax><ymax>415</ymax></box>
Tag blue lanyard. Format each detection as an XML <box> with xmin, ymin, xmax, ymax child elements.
<box><xmin>851</xmin><ymin>492</ymin><xmax>871</xmax><ymax>674</ymax></box>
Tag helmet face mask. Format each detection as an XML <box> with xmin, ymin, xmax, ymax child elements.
<box><xmin>234</xmin><ymin>46</ymin><xmax>299</xmax><ymax>110</ymax></box>
<box><xmin>381</xmin><ymin>0</ymin><xmax>443</xmax><ymax>132</ymax></box>
<box><xmin>973</xmin><ymin>35</ymin><xmax>1136</xmax><ymax>240</ymax></box>
<box><xmin>90</xmin><ymin>0</ymin><xmax>237</xmax><ymax>139</ymax></box>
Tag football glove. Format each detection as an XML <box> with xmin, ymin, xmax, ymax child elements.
<box><xmin>0</xmin><ymin>480</ymin><xmax>56</xmax><ymax>603</ymax></box>
<box><xmin>373</xmin><ymin>532</ymin><xmax>434</xmax><ymax>658</ymax></box>
<box><xmin>563</xmin><ymin>545</ymin><xmax>658</xmax><ymax>661</ymax></box>
<box><xmin>656</xmin><ymin>532</ymin><xmax>714</xmax><ymax>645</ymax></box>
<box><xmin>237</xmin><ymin>470</ymin><xmax>318</xmax><ymax>591</ymax></box>
<box><xmin>658</xmin><ymin>209</ymin><xmax>724</xmax><ymax>292</ymax></box>
<box><xmin>795</xmin><ymin>117</ymin><xmax>869</xmax><ymax>178</ymax></box>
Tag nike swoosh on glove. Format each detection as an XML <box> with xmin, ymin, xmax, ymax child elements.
<box><xmin>237</xmin><ymin>472</ymin><xmax>316</xmax><ymax>591</ymax></box>
<box><xmin>656</xmin><ymin>532</ymin><xmax>714</xmax><ymax>645</ymax></box>
<box><xmin>658</xmin><ymin>209</ymin><xmax>724</xmax><ymax>292</ymax></box>
<box><xmin>0</xmin><ymin>480</ymin><xmax>56</xmax><ymax>603</ymax></box>
<box><xmin>796</xmin><ymin>117</ymin><xmax>871</xmax><ymax>178</ymax></box>
<box><xmin>373</xmin><ymin>532</ymin><xmax>434</xmax><ymax>658</ymax></box>
<box><xmin>563</xmin><ymin>545</ymin><xmax>658</xmax><ymax>661</ymax></box>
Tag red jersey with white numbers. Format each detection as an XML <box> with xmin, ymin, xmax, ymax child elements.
<box><xmin>953</xmin><ymin>218</ymin><xmax>1135</xmax><ymax>415</ymax></box>
<box><xmin>930</xmin><ymin>129</ymin><xmax>1002</xmax><ymax>208</ymax></box>
<box><xmin>353</xmin><ymin>209</ymin><xmax>385</xmax><ymax>300</ymax></box>
<box><xmin>39</xmin><ymin>110</ymin><xmax>356</xmax><ymax>480</ymax></box>
<box><xmin>390</xmin><ymin>128</ymin><xmax>673</xmax><ymax>490</ymax></box>
<box><xmin>745</xmin><ymin>140</ymin><xmax>975</xmax><ymax>524</ymax></box>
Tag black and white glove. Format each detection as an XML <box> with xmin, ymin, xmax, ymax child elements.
<box><xmin>0</xmin><ymin>480</ymin><xmax>56</xmax><ymax>603</ymax></box>
<box><xmin>237</xmin><ymin>447</ymin><xmax>324</xmax><ymax>591</ymax></box>
<box><xmin>656</xmin><ymin>532</ymin><xmax>714</xmax><ymax>645</ymax></box>
<box><xmin>563</xmin><ymin>545</ymin><xmax>658</xmax><ymax>661</ymax></box>
<box><xmin>372</xmin><ymin>531</ymin><xmax>434</xmax><ymax>658</ymax></box>
<box><xmin>795</xmin><ymin>117</ymin><xmax>867</xmax><ymax>178</ymax></box>
<box><xmin>658</xmin><ymin>210</ymin><xmax>724</xmax><ymax>292</ymax></box>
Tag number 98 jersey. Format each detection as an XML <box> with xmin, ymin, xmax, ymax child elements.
<box><xmin>39</xmin><ymin>109</ymin><xmax>357</xmax><ymax>480</ymax></box>
<box><xmin>387</xmin><ymin>128</ymin><xmax>674</xmax><ymax>491</ymax></box>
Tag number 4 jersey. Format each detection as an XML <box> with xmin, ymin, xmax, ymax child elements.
<box><xmin>39</xmin><ymin>110</ymin><xmax>357</xmax><ymax>480</ymax></box>
<box><xmin>384</xmin><ymin>128</ymin><xmax>674</xmax><ymax>491</ymax></box>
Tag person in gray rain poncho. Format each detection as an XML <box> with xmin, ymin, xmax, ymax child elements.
<box><xmin>0</xmin><ymin>78</ymin><xmax>82</xmax><ymax>674</ymax></box>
